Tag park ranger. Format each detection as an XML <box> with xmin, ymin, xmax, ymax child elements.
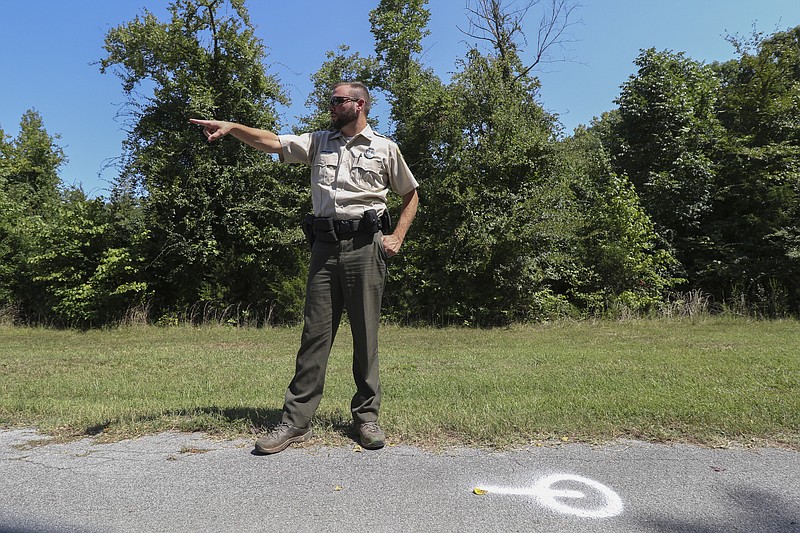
<box><xmin>190</xmin><ymin>81</ymin><xmax>419</xmax><ymax>454</ymax></box>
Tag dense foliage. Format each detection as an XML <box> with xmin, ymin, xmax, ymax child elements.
<box><xmin>98</xmin><ymin>0</ymin><xmax>309</xmax><ymax>325</ymax></box>
<box><xmin>600</xmin><ymin>30</ymin><xmax>800</xmax><ymax>316</ymax></box>
<box><xmin>2</xmin><ymin>0</ymin><xmax>798</xmax><ymax>326</ymax></box>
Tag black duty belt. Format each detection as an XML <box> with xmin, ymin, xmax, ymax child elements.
<box><xmin>301</xmin><ymin>209</ymin><xmax>391</xmax><ymax>247</ymax></box>
<box><xmin>333</xmin><ymin>218</ymin><xmax>366</xmax><ymax>235</ymax></box>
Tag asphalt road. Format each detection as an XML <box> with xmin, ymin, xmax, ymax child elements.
<box><xmin>1</xmin><ymin>429</ymin><xmax>798</xmax><ymax>532</ymax></box>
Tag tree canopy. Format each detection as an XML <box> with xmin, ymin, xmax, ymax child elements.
<box><xmin>2</xmin><ymin>1</ymin><xmax>799</xmax><ymax>326</ymax></box>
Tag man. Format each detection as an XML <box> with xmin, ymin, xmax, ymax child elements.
<box><xmin>190</xmin><ymin>81</ymin><xmax>419</xmax><ymax>454</ymax></box>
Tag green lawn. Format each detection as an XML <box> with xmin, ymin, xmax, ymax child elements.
<box><xmin>1</xmin><ymin>317</ymin><xmax>798</xmax><ymax>449</ymax></box>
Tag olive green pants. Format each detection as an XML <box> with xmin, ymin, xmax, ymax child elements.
<box><xmin>281</xmin><ymin>231</ymin><xmax>388</xmax><ymax>428</ymax></box>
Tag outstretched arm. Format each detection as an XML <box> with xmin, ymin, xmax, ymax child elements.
<box><xmin>382</xmin><ymin>188</ymin><xmax>419</xmax><ymax>258</ymax></box>
<box><xmin>189</xmin><ymin>119</ymin><xmax>282</xmax><ymax>154</ymax></box>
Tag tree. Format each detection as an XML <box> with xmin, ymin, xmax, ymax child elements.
<box><xmin>460</xmin><ymin>0</ymin><xmax>579</xmax><ymax>81</ymax></box>
<box><xmin>369</xmin><ymin>0</ymin><xmax>433</xmax><ymax>118</ymax></box>
<box><xmin>368</xmin><ymin>0</ymin><xmax>661</xmax><ymax>324</ymax></box>
<box><xmin>606</xmin><ymin>28</ymin><xmax>800</xmax><ymax>316</ymax></box>
<box><xmin>0</xmin><ymin>110</ymin><xmax>150</xmax><ymax>326</ymax></box>
<box><xmin>99</xmin><ymin>0</ymin><xmax>308</xmax><ymax>323</ymax></box>
<box><xmin>610</xmin><ymin>49</ymin><xmax>723</xmax><ymax>296</ymax></box>
<box><xmin>23</xmin><ymin>187</ymin><xmax>150</xmax><ymax>327</ymax></box>
<box><xmin>0</xmin><ymin>110</ymin><xmax>65</xmax><ymax>214</ymax></box>
<box><xmin>385</xmin><ymin>2</ymin><xmax>577</xmax><ymax>324</ymax></box>
<box><xmin>0</xmin><ymin>111</ymin><xmax>67</xmax><ymax>320</ymax></box>
<box><xmin>563</xmin><ymin>126</ymin><xmax>680</xmax><ymax>313</ymax></box>
<box><xmin>369</xmin><ymin>0</ymin><xmax>446</xmax><ymax>163</ymax></box>
<box><xmin>709</xmin><ymin>26</ymin><xmax>800</xmax><ymax>314</ymax></box>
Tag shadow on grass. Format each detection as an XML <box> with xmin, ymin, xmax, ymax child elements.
<box><xmin>82</xmin><ymin>406</ymin><xmax>357</xmax><ymax>442</ymax></box>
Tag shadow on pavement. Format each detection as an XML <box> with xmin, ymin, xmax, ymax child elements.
<box><xmin>638</xmin><ymin>485</ymin><xmax>800</xmax><ymax>532</ymax></box>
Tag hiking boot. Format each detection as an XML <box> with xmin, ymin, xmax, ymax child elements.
<box><xmin>254</xmin><ymin>423</ymin><xmax>312</xmax><ymax>454</ymax></box>
<box><xmin>357</xmin><ymin>421</ymin><xmax>386</xmax><ymax>449</ymax></box>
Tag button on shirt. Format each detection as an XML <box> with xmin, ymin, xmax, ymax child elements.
<box><xmin>279</xmin><ymin>125</ymin><xmax>418</xmax><ymax>220</ymax></box>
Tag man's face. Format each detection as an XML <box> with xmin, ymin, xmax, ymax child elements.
<box><xmin>329</xmin><ymin>87</ymin><xmax>360</xmax><ymax>130</ymax></box>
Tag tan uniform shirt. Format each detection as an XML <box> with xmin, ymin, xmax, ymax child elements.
<box><xmin>279</xmin><ymin>125</ymin><xmax>418</xmax><ymax>220</ymax></box>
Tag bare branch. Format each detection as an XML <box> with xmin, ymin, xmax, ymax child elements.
<box><xmin>457</xmin><ymin>0</ymin><xmax>581</xmax><ymax>80</ymax></box>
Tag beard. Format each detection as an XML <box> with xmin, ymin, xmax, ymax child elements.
<box><xmin>331</xmin><ymin>106</ymin><xmax>358</xmax><ymax>130</ymax></box>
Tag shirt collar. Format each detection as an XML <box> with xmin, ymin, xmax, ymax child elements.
<box><xmin>331</xmin><ymin>124</ymin><xmax>375</xmax><ymax>142</ymax></box>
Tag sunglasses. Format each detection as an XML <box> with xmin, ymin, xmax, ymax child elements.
<box><xmin>329</xmin><ymin>96</ymin><xmax>360</xmax><ymax>107</ymax></box>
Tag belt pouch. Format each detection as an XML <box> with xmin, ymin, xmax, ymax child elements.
<box><xmin>362</xmin><ymin>209</ymin><xmax>380</xmax><ymax>234</ymax></box>
<box><xmin>313</xmin><ymin>217</ymin><xmax>338</xmax><ymax>243</ymax></box>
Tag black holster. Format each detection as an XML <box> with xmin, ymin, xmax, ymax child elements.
<box><xmin>301</xmin><ymin>214</ymin><xmax>315</xmax><ymax>248</ymax></box>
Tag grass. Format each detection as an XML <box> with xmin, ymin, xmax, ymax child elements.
<box><xmin>1</xmin><ymin>317</ymin><xmax>798</xmax><ymax>449</ymax></box>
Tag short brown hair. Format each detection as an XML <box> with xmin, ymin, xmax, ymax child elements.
<box><xmin>333</xmin><ymin>81</ymin><xmax>371</xmax><ymax>116</ymax></box>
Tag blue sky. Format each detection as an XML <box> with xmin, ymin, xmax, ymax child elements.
<box><xmin>2</xmin><ymin>0</ymin><xmax>799</xmax><ymax>197</ymax></box>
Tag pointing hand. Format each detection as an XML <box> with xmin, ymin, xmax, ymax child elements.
<box><xmin>189</xmin><ymin>118</ymin><xmax>230</xmax><ymax>142</ymax></box>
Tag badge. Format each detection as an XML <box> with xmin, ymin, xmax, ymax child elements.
<box><xmin>364</xmin><ymin>147</ymin><xmax>375</xmax><ymax>159</ymax></box>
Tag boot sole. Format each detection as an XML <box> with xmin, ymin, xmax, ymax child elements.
<box><xmin>254</xmin><ymin>429</ymin><xmax>312</xmax><ymax>455</ymax></box>
<box><xmin>360</xmin><ymin>439</ymin><xmax>385</xmax><ymax>450</ymax></box>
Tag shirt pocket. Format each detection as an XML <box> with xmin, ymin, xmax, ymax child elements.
<box><xmin>352</xmin><ymin>156</ymin><xmax>385</xmax><ymax>190</ymax></box>
<box><xmin>313</xmin><ymin>152</ymin><xmax>339</xmax><ymax>185</ymax></box>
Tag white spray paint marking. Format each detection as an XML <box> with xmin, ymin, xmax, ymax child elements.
<box><xmin>477</xmin><ymin>473</ymin><xmax>624</xmax><ymax>519</ymax></box>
